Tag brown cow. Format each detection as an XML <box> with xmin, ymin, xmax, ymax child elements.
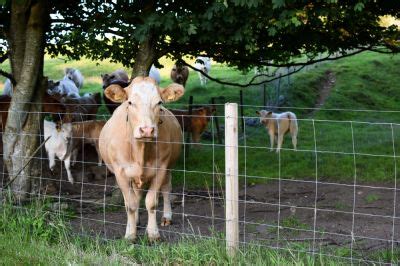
<box><xmin>170</xmin><ymin>64</ymin><xmax>189</xmax><ymax>86</ymax></box>
<box><xmin>0</xmin><ymin>91</ymin><xmax>67</xmax><ymax>131</ymax></box>
<box><xmin>169</xmin><ymin>106</ymin><xmax>216</xmax><ymax>143</ymax></box>
<box><xmin>71</xmin><ymin>120</ymin><xmax>106</xmax><ymax>167</ymax></box>
<box><xmin>101</xmin><ymin>70</ymin><xmax>130</xmax><ymax>114</ymax></box>
<box><xmin>99</xmin><ymin>77</ymin><xmax>184</xmax><ymax>241</ymax></box>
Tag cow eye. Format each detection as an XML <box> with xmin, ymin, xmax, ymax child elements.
<box><xmin>128</xmin><ymin>101</ymin><xmax>132</xmax><ymax>105</ymax></box>
<box><xmin>158</xmin><ymin>101</ymin><xmax>163</xmax><ymax>105</ymax></box>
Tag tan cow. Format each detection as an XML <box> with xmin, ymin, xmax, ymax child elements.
<box><xmin>99</xmin><ymin>77</ymin><xmax>184</xmax><ymax>241</ymax></box>
<box><xmin>256</xmin><ymin>110</ymin><xmax>298</xmax><ymax>152</ymax></box>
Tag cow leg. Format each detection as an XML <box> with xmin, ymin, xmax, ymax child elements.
<box><xmin>291</xmin><ymin>133</ymin><xmax>297</xmax><ymax>150</ymax></box>
<box><xmin>268</xmin><ymin>131</ymin><xmax>274</xmax><ymax>152</ymax></box>
<box><xmin>71</xmin><ymin>148</ymin><xmax>78</xmax><ymax>166</ymax></box>
<box><xmin>160</xmin><ymin>171</ymin><xmax>172</xmax><ymax>226</ymax></box>
<box><xmin>116</xmin><ymin>174</ymin><xmax>141</xmax><ymax>241</ymax></box>
<box><xmin>276</xmin><ymin>134</ymin><xmax>284</xmax><ymax>153</ymax></box>
<box><xmin>94</xmin><ymin>141</ymin><xmax>102</xmax><ymax>166</ymax></box>
<box><xmin>64</xmin><ymin>156</ymin><xmax>74</xmax><ymax>184</ymax></box>
<box><xmin>48</xmin><ymin>152</ymin><xmax>56</xmax><ymax>171</ymax></box>
<box><xmin>145</xmin><ymin>169</ymin><xmax>167</xmax><ymax>241</ymax></box>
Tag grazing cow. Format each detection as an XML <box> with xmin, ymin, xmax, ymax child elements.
<box><xmin>169</xmin><ymin>106</ymin><xmax>216</xmax><ymax>143</ymax></box>
<box><xmin>256</xmin><ymin>110</ymin><xmax>298</xmax><ymax>152</ymax></box>
<box><xmin>149</xmin><ymin>65</ymin><xmax>161</xmax><ymax>84</ymax></box>
<box><xmin>44</xmin><ymin>120</ymin><xmax>74</xmax><ymax>184</ymax></box>
<box><xmin>101</xmin><ymin>70</ymin><xmax>130</xmax><ymax>115</ymax></box>
<box><xmin>194</xmin><ymin>57</ymin><xmax>211</xmax><ymax>86</ymax></box>
<box><xmin>70</xmin><ymin>120</ymin><xmax>106</xmax><ymax>166</ymax></box>
<box><xmin>170</xmin><ymin>63</ymin><xmax>189</xmax><ymax>86</ymax></box>
<box><xmin>47</xmin><ymin>77</ymin><xmax>80</xmax><ymax>98</ymax></box>
<box><xmin>99</xmin><ymin>77</ymin><xmax>184</xmax><ymax>241</ymax></box>
<box><xmin>62</xmin><ymin>92</ymin><xmax>101</xmax><ymax>121</ymax></box>
<box><xmin>2</xmin><ymin>79</ymin><xmax>13</xmax><ymax>96</ymax></box>
<box><xmin>64</xmin><ymin>68</ymin><xmax>84</xmax><ymax>89</ymax></box>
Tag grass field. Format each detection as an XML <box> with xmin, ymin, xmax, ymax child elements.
<box><xmin>1</xmin><ymin>52</ymin><xmax>400</xmax><ymax>264</ymax></box>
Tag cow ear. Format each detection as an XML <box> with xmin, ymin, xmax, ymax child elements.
<box><xmin>104</xmin><ymin>84</ymin><xmax>128</xmax><ymax>103</ymax></box>
<box><xmin>159</xmin><ymin>83</ymin><xmax>185</xmax><ymax>103</ymax></box>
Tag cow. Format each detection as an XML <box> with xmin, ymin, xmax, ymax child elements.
<box><xmin>194</xmin><ymin>57</ymin><xmax>211</xmax><ymax>86</ymax></box>
<box><xmin>101</xmin><ymin>70</ymin><xmax>130</xmax><ymax>114</ymax></box>
<box><xmin>170</xmin><ymin>63</ymin><xmax>189</xmax><ymax>86</ymax></box>
<box><xmin>169</xmin><ymin>106</ymin><xmax>216</xmax><ymax>143</ymax></box>
<box><xmin>70</xmin><ymin>120</ymin><xmax>106</xmax><ymax>167</ymax></box>
<box><xmin>64</xmin><ymin>68</ymin><xmax>84</xmax><ymax>89</ymax></box>
<box><xmin>99</xmin><ymin>76</ymin><xmax>184</xmax><ymax>241</ymax></box>
<box><xmin>47</xmin><ymin>77</ymin><xmax>80</xmax><ymax>98</ymax></box>
<box><xmin>44</xmin><ymin>120</ymin><xmax>74</xmax><ymax>184</ymax></box>
<box><xmin>149</xmin><ymin>65</ymin><xmax>161</xmax><ymax>85</ymax></box>
<box><xmin>256</xmin><ymin>110</ymin><xmax>298</xmax><ymax>152</ymax></box>
<box><xmin>62</xmin><ymin>92</ymin><xmax>102</xmax><ymax>122</ymax></box>
<box><xmin>2</xmin><ymin>79</ymin><xmax>13</xmax><ymax>96</ymax></box>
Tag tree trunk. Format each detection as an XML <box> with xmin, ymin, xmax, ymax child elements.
<box><xmin>3</xmin><ymin>0</ymin><xmax>49</xmax><ymax>202</ymax></box>
<box><xmin>130</xmin><ymin>36</ymin><xmax>156</xmax><ymax>79</ymax></box>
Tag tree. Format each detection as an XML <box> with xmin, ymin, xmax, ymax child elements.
<box><xmin>49</xmin><ymin>0</ymin><xmax>399</xmax><ymax>79</ymax></box>
<box><xmin>0</xmin><ymin>0</ymin><xmax>49</xmax><ymax>201</ymax></box>
<box><xmin>0</xmin><ymin>0</ymin><xmax>398</xmax><ymax>200</ymax></box>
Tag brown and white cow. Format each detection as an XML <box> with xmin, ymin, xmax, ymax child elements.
<box><xmin>99</xmin><ymin>77</ymin><xmax>184</xmax><ymax>241</ymax></box>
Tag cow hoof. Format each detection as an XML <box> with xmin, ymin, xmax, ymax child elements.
<box><xmin>124</xmin><ymin>234</ymin><xmax>137</xmax><ymax>242</ymax></box>
<box><xmin>160</xmin><ymin>217</ymin><xmax>172</xmax><ymax>227</ymax></box>
<box><xmin>148</xmin><ymin>234</ymin><xmax>161</xmax><ymax>242</ymax></box>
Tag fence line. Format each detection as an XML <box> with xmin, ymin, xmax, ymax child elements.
<box><xmin>0</xmin><ymin>101</ymin><xmax>399</xmax><ymax>264</ymax></box>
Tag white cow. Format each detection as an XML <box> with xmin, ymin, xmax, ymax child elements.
<box><xmin>47</xmin><ymin>76</ymin><xmax>80</xmax><ymax>98</ymax></box>
<box><xmin>194</xmin><ymin>56</ymin><xmax>211</xmax><ymax>86</ymax></box>
<box><xmin>64</xmin><ymin>68</ymin><xmax>84</xmax><ymax>89</ymax></box>
<box><xmin>44</xmin><ymin>120</ymin><xmax>75</xmax><ymax>184</ymax></box>
<box><xmin>2</xmin><ymin>79</ymin><xmax>13</xmax><ymax>96</ymax></box>
<box><xmin>149</xmin><ymin>65</ymin><xmax>161</xmax><ymax>84</ymax></box>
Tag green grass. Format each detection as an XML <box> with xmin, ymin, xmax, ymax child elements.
<box><xmin>0</xmin><ymin>198</ymin><xmax>398</xmax><ymax>265</ymax></box>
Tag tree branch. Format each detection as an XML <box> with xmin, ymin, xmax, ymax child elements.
<box><xmin>0</xmin><ymin>51</ymin><xmax>8</xmax><ymax>64</ymax></box>
<box><xmin>180</xmin><ymin>59</ymin><xmax>306</xmax><ymax>88</ymax></box>
<box><xmin>0</xmin><ymin>69</ymin><xmax>15</xmax><ymax>85</ymax></box>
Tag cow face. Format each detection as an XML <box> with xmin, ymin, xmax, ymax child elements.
<box><xmin>104</xmin><ymin>77</ymin><xmax>184</xmax><ymax>139</ymax></box>
<box><xmin>256</xmin><ymin>110</ymin><xmax>273</xmax><ymax>125</ymax></box>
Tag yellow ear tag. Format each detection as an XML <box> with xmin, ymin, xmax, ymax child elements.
<box><xmin>167</xmin><ymin>95</ymin><xmax>174</xmax><ymax>101</ymax></box>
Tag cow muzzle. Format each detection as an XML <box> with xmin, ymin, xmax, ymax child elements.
<box><xmin>137</xmin><ymin>126</ymin><xmax>156</xmax><ymax>139</ymax></box>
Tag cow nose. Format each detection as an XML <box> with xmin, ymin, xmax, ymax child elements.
<box><xmin>139</xmin><ymin>126</ymin><xmax>155</xmax><ymax>138</ymax></box>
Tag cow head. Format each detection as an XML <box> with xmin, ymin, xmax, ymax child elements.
<box><xmin>256</xmin><ymin>110</ymin><xmax>273</xmax><ymax>125</ymax></box>
<box><xmin>104</xmin><ymin>77</ymin><xmax>184</xmax><ymax>139</ymax></box>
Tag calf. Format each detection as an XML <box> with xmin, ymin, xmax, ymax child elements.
<box><xmin>99</xmin><ymin>77</ymin><xmax>184</xmax><ymax>241</ymax></box>
<box><xmin>170</xmin><ymin>106</ymin><xmax>216</xmax><ymax>143</ymax></box>
<box><xmin>170</xmin><ymin>63</ymin><xmax>189</xmax><ymax>86</ymax></box>
<box><xmin>44</xmin><ymin>120</ymin><xmax>74</xmax><ymax>184</ymax></box>
<box><xmin>194</xmin><ymin>57</ymin><xmax>211</xmax><ymax>86</ymax></box>
<box><xmin>256</xmin><ymin>110</ymin><xmax>298</xmax><ymax>152</ymax></box>
<box><xmin>101</xmin><ymin>70</ymin><xmax>130</xmax><ymax>114</ymax></box>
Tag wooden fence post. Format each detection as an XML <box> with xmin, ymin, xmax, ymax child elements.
<box><xmin>225</xmin><ymin>103</ymin><xmax>239</xmax><ymax>257</ymax></box>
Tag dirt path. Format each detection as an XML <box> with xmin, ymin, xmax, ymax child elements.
<box><xmin>309</xmin><ymin>70</ymin><xmax>336</xmax><ymax>116</ymax></box>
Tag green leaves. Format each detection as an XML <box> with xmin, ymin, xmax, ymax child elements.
<box><xmin>354</xmin><ymin>2</ymin><xmax>365</xmax><ymax>12</ymax></box>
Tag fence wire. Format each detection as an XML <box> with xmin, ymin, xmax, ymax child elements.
<box><xmin>0</xmin><ymin>101</ymin><xmax>399</xmax><ymax>264</ymax></box>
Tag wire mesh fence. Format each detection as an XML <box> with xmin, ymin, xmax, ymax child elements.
<box><xmin>0</xmin><ymin>100</ymin><xmax>400</xmax><ymax>264</ymax></box>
